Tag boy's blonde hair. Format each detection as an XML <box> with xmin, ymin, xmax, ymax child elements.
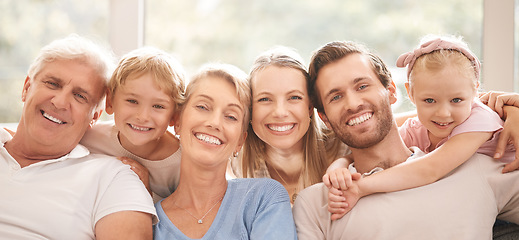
<box><xmin>109</xmin><ymin>47</ymin><xmax>186</xmax><ymax>110</ymax></box>
<box><xmin>182</xmin><ymin>63</ymin><xmax>251</xmax><ymax>131</ymax></box>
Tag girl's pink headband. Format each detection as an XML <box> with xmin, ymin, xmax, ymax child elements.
<box><xmin>396</xmin><ymin>38</ymin><xmax>481</xmax><ymax>81</ymax></box>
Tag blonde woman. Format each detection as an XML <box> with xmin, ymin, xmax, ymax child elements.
<box><xmin>232</xmin><ymin>47</ymin><xmax>348</xmax><ymax>204</ymax></box>
<box><xmin>154</xmin><ymin>63</ymin><xmax>297</xmax><ymax>239</ymax></box>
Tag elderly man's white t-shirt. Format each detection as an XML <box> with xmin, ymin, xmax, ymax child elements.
<box><xmin>0</xmin><ymin>129</ymin><xmax>157</xmax><ymax>239</ymax></box>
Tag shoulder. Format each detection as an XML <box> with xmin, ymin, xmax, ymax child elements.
<box><xmin>295</xmin><ymin>182</ymin><xmax>328</xmax><ymax>206</ymax></box>
<box><xmin>229</xmin><ymin>178</ymin><xmax>289</xmax><ymax>203</ymax></box>
<box><xmin>81</xmin><ymin>121</ymin><xmax>116</xmax><ymax>144</ymax></box>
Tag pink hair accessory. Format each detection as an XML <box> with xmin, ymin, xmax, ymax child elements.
<box><xmin>396</xmin><ymin>38</ymin><xmax>481</xmax><ymax>81</ymax></box>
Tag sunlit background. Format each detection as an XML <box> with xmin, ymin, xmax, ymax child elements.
<box><xmin>1</xmin><ymin>0</ymin><xmax>517</xmax><ymax>124</ymax></box>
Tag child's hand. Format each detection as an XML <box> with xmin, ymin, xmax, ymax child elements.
<box><xmin>323</xmin><ymin>168</ymin><xmax>354</xmax><ymax>190</ymax></box>
<box><xmin>328</xmin><ymin>178</ymin><xmax>362</xmax><ymax>221</ymax></box>
<box><xmin>118</xmin><ymin>157</ymin><xmax>151</xmax><ymax>194</ymax></box>
<box><xmin>480</xmin><ymin>91</ymin><xmax>519</xmax><ymax>118</ymax></box>
<box><xmin>325</xmin><ymin>171</ymin><xmax>362</xmax><ymax>220</ymax></box>
<box><xmin>495</xmin><ymin>106</ymin><xmax>519</xmax><ymax>173</ymax></box>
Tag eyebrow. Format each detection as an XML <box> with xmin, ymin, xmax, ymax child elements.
<box><xmin>47</xmin><ymin>75</ymin><xmax>93</xmax><ymax>101</ymax></box>
<box><xmin>323</xmin><ymin>77</ymin><xmax>368</xmax><ymax>100</ymax></box>
<box><xmin>198</xmin><ymin>94</ymin><xmax>244</xmax><ymax>112</ymax></box>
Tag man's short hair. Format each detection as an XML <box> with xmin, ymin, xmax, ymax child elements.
<box><xmin>308</xmin><ymin>41</ymin><xmax>392</xmax><ymax>113</ymax></box>
<box><xmin>27</xmin><ymin>34</ymin><xmax>115</xmax><ymax>107</ymax></box>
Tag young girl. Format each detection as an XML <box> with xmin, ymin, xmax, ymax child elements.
<box><xmin>81</xmin><ymin>47</ymin><xmax>186</xmax><ymax>203</ymax></box>
<box><xmin>325</xmin><ymin>35</ymin><xmax>518</xmax><ymax>218</ymax></box>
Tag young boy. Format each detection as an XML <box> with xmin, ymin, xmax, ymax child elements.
<box><xmin>81</xmin><ymin>47</ymin><xmax>186</xmax><ymax>203</ymax></box>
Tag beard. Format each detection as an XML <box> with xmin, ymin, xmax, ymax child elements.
<box><xmin>329</xmin><ymin>97</ymin><xmax>393</xmax><ymax>149</ymax></box>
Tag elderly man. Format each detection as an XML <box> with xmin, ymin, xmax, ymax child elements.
<box><xmin>292</xmin><ymin>41</ymin><xmax>519</xmax><ymax>239</ymax></box>
<box><xmin>0</xmin><ymin>35</ymin><xmax>156</xmax><ymax>239</ymax></box>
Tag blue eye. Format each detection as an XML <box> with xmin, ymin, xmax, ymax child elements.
<box><xmin>330</xmin><ymin>95</ymin><xmax>342</xmax><ymax>102</ymax></box>
<box><xmin>452</xmin><ymin>98</ymin><xmax>462</xmax><ymax>103</ymax></box>
<box><xmin>127</xmin><ymin>99</ymin><xmax>137</xmax><ymax>104</ymax></box>
<box><xmin>226</xmin><ymin>115</ymin><xmax>238</xmax><ymax>121</ymax></box>
<box><xmin>358</xmin><ymin>84</ymin><xmax>368</xmax><ymax>90</ymax></box>
<box><xmin>289</xmin><ymin>96</ymin><xmax>303</xmax><ymax>100</ymax></box>
<box><xmin>196</xmin><ymin>105</ymin><xmax>208</xmax><ymax>110</ymax></box>
<box><xmin>258</xmin><ymin>97</ymin><xmax>270</xmax><ymax>102</ymax></box>
<box><xmin>45</xmin><ymin>81</ymin><xmax>60</xmax><ymax>89</ymax></box>
<box><xmin>424</xmin><ymin>98</ymin><xmax>435</xmax><ymax>103</ymax></box>
<box><xmin>74</xmin><ymin>93</ymin><xmax>87</xmax><ymax>103</ymax></box>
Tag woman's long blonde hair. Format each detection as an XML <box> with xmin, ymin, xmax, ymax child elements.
<box><xmin>237</xmin><ymin>46</ymin><xmax>343</xmax><ymax>187</ymax></box>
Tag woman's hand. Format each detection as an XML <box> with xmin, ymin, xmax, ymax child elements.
<box><xmin>118</xmin><ymin>157</ymin><xmax>151</xmax><ymax>195</ymax></box>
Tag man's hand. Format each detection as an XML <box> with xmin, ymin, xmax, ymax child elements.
<box><xmin>480</xmin><ymin>91</ymin><xmax>519</xmax><ymax>118</ymax></box>
<box><xmin>494</xmin><ymin>106</ymin><xmax>519</xmax><ymax>173</ymax></box>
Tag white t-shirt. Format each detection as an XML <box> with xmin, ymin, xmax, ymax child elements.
<box><xmin>0</xmin><ymin>129</ymin><xmax>157</xmax><ymax>239</ymax></box>
<box><xmin>81</xmin><ymin>121</ymin><xmax>181</xmax><ymax>203</ymax></box>
<box><xmin>293</xmin><ymin>147</ymin><xmax>519</xmax><ymax>240</ymax></box>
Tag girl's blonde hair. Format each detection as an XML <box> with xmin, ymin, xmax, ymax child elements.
<box><xmin>109</xmin><ymin>47</ymin><xmax>186</xmax><ymax>111</ymax></box>
<box><xmin>237</xmin><ymin>46</ymin><xmax>342</xmax><ymax>187</ymax></box>
<box><xmin>403</xmin><ymin>35</ymin><xmax>480</xmax><ymax>92</ymax></box>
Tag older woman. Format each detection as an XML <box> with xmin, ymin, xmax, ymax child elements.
<box><xmin>153</xmin><ymin>63</ymin><xmax>297</xmax><ymax>239</ymax></box>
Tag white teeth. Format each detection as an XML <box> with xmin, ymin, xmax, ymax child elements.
<box><xmin>129</xmin><ymin>124</ymin><xmax>151</xmax><ymax>131</ymax></box>
<box><xmin>435</xmin><ymin>122</ymin><xmax>449</xmax><ymax>126</ymax></box>
<box><xmin>347</xmin><ymin>113</ymin><xmax>372</xmax><ymax>126</ymax></box>
<box><xmin>43</xmin><ymin>112</ymin><xmax>65</xmax><ymax>124</ymax></box>
<box><xmin>195</xmin><ymin>133</ymin><xmax>222</xmax><ymax>145</ymax></box>
<box><xmin>268</xmin><ymin>124</ymin><xmax>295</xmax><ymax>132</ymax></box>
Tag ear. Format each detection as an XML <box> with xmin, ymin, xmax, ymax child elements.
<box><xmin>21</xmin><ymin>76</ymin><xmax>31</xmax><ymax>102</ymax></box>
<box><xmin>105</xmin><ymin>89</ymin><xmax>114</xmax><ymax>115</ymax></box>
<box><xmin>169</xmin><ymin>112</ymin><xmax>179</xmax><ymax>127</ymax></box>
<box><xmin>318</xmin><ymin>111</ymin><xmax>332</xmax><ymax>129</ymax></box>
<box><xmin>90</xmin><ymin>109</ymin><xmax>103</xmax><ymax>127</ymax></box>
<box><xmin>388</xmin><ymin>81</ymin><xmax>398</xmax><ymax>105</ymax></box>
<box><xmin>475</xmin><ymin>81</ymin><xmax>480</xmax><ymax>90</ymax></box>
<box><xmin>234</xmin><ymin>131</ymin><xmax>248</xmax><ymax>154</ymax></box>
<box><xmin>404</xmin><ymin>82</ymin><xmax>415</xmax><ymax>104</ymax></box>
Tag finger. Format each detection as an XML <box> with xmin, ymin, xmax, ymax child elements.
<box><xmin>331</xmin><ymin>211</ymin><xmax>348</xmax><ymax>221</ymax></box>
<box><xmin>328</xmin><ymin>200</ymin><xmax>348</xmax><ymax>209</ymax></box>
<box><xmin>494</xmin><ymin>95</ymin><xmax>505</xmax><ymax>117</ymax></box>
<box><xmin>340</xmin><ymin>169</ymin><xmax>353</xmax><ymax>189</ymax></box>
<box><xmin>494</xmin><ymin>130</ymin><xmax>510</xmax><ymax>159</ymax></box>
<box><xmin>323</xmin><ymin>174</ymin><xmax>332</xmax><ymax>188</ymax></box>
<box><xmin>328</xmin><ymin>191</ymin><xmax>346</xmax><ymax>202</ymax></box>
<box><xmin>329</xmin><ymin>173</ymin><xmax>341</xmax><ymax>189</ymax></box>
<box><xmin>502</xmin><ymin>158</ymin><xmax>519</xmax><ymax>173</ymax></box>
<box><xmin>351</xmin><ymin>172</ymin><xmax>362</xmax><ymax>181</ymax></box>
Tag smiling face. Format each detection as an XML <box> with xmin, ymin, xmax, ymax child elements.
<box><xmin>19</xmin><ymin>59</ymin><xmax>105</xmax><ymax>155</ymax></box>
<box><xmin>316</xmin><ymin>54</ymin><xmax>396</xmax><ymax>149</ymax></box>
<box><xmin>176</xmin><ymin>76</ymin><xmax>246</xmax><ymax>168</ymax></box>
<box><xmin>251</xmin><ymin>66</ymin><xmax>311</xmax><ymax>152</ymax></box>
<box><xmin>408</xmin><ymin>66</ymin><xmax>476</xmax><ymax>145</ymax></box>
<box><xmin>107</xmin><ymin>72</ymin><xmax>177</xmax><ymax>150</ymax></box>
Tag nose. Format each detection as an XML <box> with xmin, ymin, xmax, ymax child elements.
<box><xmin>343</xmin><ymin>91</ymin><xmax>364</xmax><ymax>112</ymax></box>
<box><xmin>136</xmin><ymin>106</ymin><xmax>151</xmax><ymax>122</ymax></box>
<box><xmin>435</xmin><ymin>103</ymin><xmax>451</xmax><ymax>118</ymax></box>
<box><xmin>273</xmin><ymin>100</ymin><xmax>289</xmax><ymax>118</ymax></box>
<box><xmin>50</xmin><ymin>90</ymin><xmax>71</xmax><ymax>110</ymax></box>
<box><xmin>206</xmin><ymin>111</ymin><xmax>221</xmax><ymax>130</ymax></box>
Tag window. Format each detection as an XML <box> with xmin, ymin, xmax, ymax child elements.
<box><xmin>0</xmin><ymin>0</ymin><xmax>109</xmax><ymax>123</ymax></box>
<box><xmin>145</xmin><ymin>0</ymin><xmax>483</xmax><ymax>113</ymax></box>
